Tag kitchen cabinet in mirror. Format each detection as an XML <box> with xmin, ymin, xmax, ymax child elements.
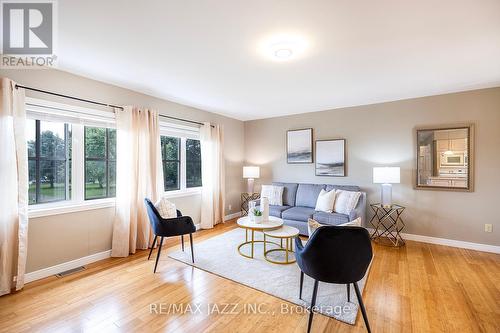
<box><xmin>415</xmin><ymin>124</ymin><xmax>474</xmax><ymax>192</ymax></box>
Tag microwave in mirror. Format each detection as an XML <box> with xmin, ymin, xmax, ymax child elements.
<box><xmin>415</xmin><ymin>124</ymin><xmax>474</xmax><ymax>191</ymax></box>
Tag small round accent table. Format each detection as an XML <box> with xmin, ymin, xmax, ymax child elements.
<box><xmin>263</xmin><ymin>225</ymin><xmax>300</xmax><ymax>265</ymax></box>
<box><xmin>236</xmin><ymin>216</ymin><xmax>283</xmax><ymax>259</ymax></box>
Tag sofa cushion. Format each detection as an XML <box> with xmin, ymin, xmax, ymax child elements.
<box><xmin>282</xmin><ymin>206</ymin><xmax>316</xmax><ymax>221</ymax></box>
<box><xmin>295</xmin><ymin>184</ymin><xmax>326</xmax><ymax>208</ymax></box>
<box><xmin>256</xmin><ymin>205</ymin><xmax>291</xmax><ymax>218</ymax></box>
<box><xmin>312</xmin><ymin>211</ymin><xmax>350</xmax><ymax>226</ymax></box>
<box><xmin>325</xmin><ymin>184</ymin><xmax>360</xmax><ymax>192</ymax></box>
<box><xmin>272</xmin><ymin>182</ymin><xmax>298</xmax><ymax>206</ymax></box>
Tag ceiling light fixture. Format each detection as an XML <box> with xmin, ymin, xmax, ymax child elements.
<box><xmin>257</xmin><ymin>33</ymin><xmax>309</xmax><ymax>62</ymax></box>
<box><xmin>274</xmin><ymin>48</ymin><xmax>293</xmax><ymax>59</ymax></box>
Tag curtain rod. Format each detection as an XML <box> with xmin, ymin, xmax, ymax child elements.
<box><xmin>15</xmin><ymin>84</ymin><xmax>214</xmax><ymax>128</ymax></box>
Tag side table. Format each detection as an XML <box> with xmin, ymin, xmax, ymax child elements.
<box><xmin>240</xmin><ymin>192</ymin><xmax>260</xmax><ymax>216</ymax></box>
<box><xmin>369</xmin><ymin>203</ymin><xmax>406</xmax><ymax>246</ymax></box>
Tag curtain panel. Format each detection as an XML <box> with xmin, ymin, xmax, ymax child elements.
<box><xmin>0</xmin><ymin>78</ymin><xmax>29</xmax><ymax>296</ymax></box>
<box><xmin>111</xmin><ymin>106</ymin><xmax>164</xmax><ymax>257</ymax></box>
<box><xmin>200</xmin><ymin>123</ymin><xmax>225</xmax><ymax>229</ymax></box>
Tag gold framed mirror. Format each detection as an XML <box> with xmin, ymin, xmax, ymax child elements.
<box><xmin>415</xmin><ymin>124</ymin><xmax>474</xmax><ymax>191</ymax></box>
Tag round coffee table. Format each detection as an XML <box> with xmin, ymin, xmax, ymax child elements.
<box><xmin>263</xmin><ymin>225</ymin><xmax>300</xmax><ymax>264</ymax></box>
<box><xmin>236</xmin><ymin>216</ymin><xmax>283</xmax><ymax>259</ymax></box>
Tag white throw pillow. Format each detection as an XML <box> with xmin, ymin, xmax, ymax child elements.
<box><xmin>154</xmin><ymin>196</ymin><xmax>177</xmax><ymax>219</ymax></box>
<box><xmin>333</xmin><ymin>190</ymin><xmax>362</xmax><ymax>215</ymax></box>
<box><xmin>339</xmin><ymin>217</ymin><xmax>362</xmax><ymax>227</ymax></box>
<box><xmin>260</xmin><ymin>185</ymin><xmax>284</xmax><ymax>206</ymax></box>
<box><xmin>308</xmin><ymin>217</ymin><xmax>362</xmax><ymax>237</ymax></box>
<box><xmin>314</xmin><ymin>189</ymin><xmax>336</xmax><ymax>213</ymax></box>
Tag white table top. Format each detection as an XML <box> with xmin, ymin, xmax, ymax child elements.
<box><xmin>263</xmin><ymin>225</ymin><xmax>300</xmax><ymax>238</ymax></box>
<box><xmin>237</xmin><ymin>216</ymin><xmax>283</xmax><ymax>230</ymax></box>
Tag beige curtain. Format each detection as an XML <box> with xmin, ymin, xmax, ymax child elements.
<box><xmin>111</xmin><ymin>106</ymin><xmax>164</xmax><ymax>257</ymax></box>
<box><xmin>200</xmin><ymin>123</ymin><xmax>225</xmax><ymax>229</ymax></box>
<box><xmin>0</xmin><ymin>78</ymin><xmax>28</xmax><ymax>296</ymax></box>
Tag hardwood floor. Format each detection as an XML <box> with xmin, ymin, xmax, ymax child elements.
<box><xmin>1</xmin><ymin>220</ymin><xmax>499</xmax><ymax>333</ymax></box>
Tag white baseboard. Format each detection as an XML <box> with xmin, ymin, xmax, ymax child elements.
<box><xmin>367</xmin><ymin>228</ymin><xmax>499</xmax><ymax>254</ymax></box>
<box><xmin>224</xmin><ymin>211</ymin><xmax>242</xmax><ymax>221</ymax></box>
<box><xmin>25</xmin><ymin>250</ymin><xmax>111</xmax><ymax>284</ymax></box>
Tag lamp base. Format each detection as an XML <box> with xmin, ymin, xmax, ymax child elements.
<box><xmin>381</xmin><ymin>183</ymin><xmax>393</xmax><ymax>208</ymax></box>
<box><xmin>246</xmin><ymin>178</ymin><xmax>255</xmax><ymax>193</ymax></box>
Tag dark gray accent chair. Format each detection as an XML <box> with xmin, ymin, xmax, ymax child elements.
<box><xmin>257</xmin><ymin>182</ymin><xmax>366</xmax><ymax>235</ymax></box>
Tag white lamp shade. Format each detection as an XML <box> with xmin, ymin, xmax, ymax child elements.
<box><xmin>243</xmin><ymin>166</ymin><xmax>260</xmax><ymax>179</ymax></box>
<box><xmin>373</xmin><ymin>167</ymin><xmax>400</xmax><ymax>184</ymax></box>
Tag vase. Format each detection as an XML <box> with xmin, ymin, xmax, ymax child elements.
<box><xmin>261</xmin><ymin>197</ymin><xmax>270</xmax><ymax>221</ymax></box>
<box><xmin>253</xmin><ymin>215</ymin><xmax>263</xmax><ymax>224</ymax></box>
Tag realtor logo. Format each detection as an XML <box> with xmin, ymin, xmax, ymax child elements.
<box><xmin>1</xmin><ymin>0</ymin><xmax>57</xmax><ymax>68</ymax></box>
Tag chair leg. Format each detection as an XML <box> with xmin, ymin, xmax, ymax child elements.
<box><xmin>353</xmin><ymin>282</ymin><xmax>371</xmax><ymax>333</ymax></box>
<box><xmin>148</xmin><ymin>235</ymin><xmax>157</xmax><ymax>260</ymax></box>
<box><xmin>307</xmin><ymin>280</ymin><xmax>319</xmax><ymax>333</ymax></box>
<box><xmin>181</xmin><ymin>235</ymin><xmax>185</xmax><ymax>251</ymax></box>
<box><xmin>153</xmin><ymin>237</ymin><xmax>164</xmax><ymax>273</ymax></box>
<box><xmin>299</xmin><ymin>271</ymin><xmax>304</xmax><ymax>300</ymax></box>
<box><xmin>189</xmin><ymin>233</ymin><xmax>194</xmax><ymax>263</ymax></box>
<box><xmin>347</xmin><ymin>283</ymin><xmax>350</xmax><ymax>302</ymax></box>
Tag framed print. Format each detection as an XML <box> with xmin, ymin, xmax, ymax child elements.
<box><xmin>315</xmin><ymin>139</ymin><xmax>346</xmax><ymax>176</ymax></box>
<box><xmin>287</xmin><ymin>128</ymin><xmax>313</xmax><ymax>164</ymax></box>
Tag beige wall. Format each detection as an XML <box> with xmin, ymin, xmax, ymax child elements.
<box><xmin>244</xmin><ymin>88</ymin><xmax>500</xmax><ymax>246</ymax></box>
<box><xmin>1</xmin><ymin>68</ymin><xmax>245</xmax><ymax>273</ymax></box>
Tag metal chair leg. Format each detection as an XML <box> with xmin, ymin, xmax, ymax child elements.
<box><xmin>347</xmin><ymin>283</ymin><xmax>350</xmax><ymax>302</ymax></box>
<box><xmin>354</xmin><ymin>282</ymin><xmax>371</xmax><ymax>333</ymax></box>
<box><xmin>307</xmin><ymin>280</ymin><xmax>319</xmax><ymax>333</ymax></box>
<box><xmin>189</xmin><ymin>233</ymin><xmax>194</xmax><ymax>263</ymax></box>
<box><xmin>148</xmin><ymin>235</ymin><xmax>157</xmax><ymax>260</ymax></box>
<box><xmin>153</xmin><ymin>237</ymin><xmax>164</xmax><ymax>273</ymax></box>
<box><xmin>181</xmin><ymin>235</ymin><xmax>185</xmax><ymax>251</ymax></box>
<box><xmin>299</xmin><ymin>271</ymin><xmax>304</xmax><ymax>299</ymax></box>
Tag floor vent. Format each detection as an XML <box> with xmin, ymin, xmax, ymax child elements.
<box><xmin>56</xmin><ymin>266</ymin><xmax>86</xmax><ymax>278</ymax></box>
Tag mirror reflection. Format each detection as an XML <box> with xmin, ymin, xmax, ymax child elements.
<box><xmin>417</xmin><ymin>127</ymin><xmax>470</xmax><ymax>189</ymax></box>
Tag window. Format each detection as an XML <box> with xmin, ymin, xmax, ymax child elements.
<box><xmin>27</xmin><ymin>119</ymin><xmax>72</xmax><ymax>205</ymax></box>
<box><xmin>161</xmin><ymin>136</ymin><xmax>180</xmax><ymax>191</ymax></box>
<box><xmin>161</xmin><ymin>133</ymin><xmax>202</xmax><ymax>193</ymax></box>
<box><xmin>84</xmin><ymin>127</ymin><xmax>117</xmax><ymax>199</ymax></box>
<box><xmin>186</xmin><ymin>139</ymin><xmax>202</xmax><ymax>188</ymax></box>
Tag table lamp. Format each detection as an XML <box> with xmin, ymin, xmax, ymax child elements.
<box><xmin>243</xmin><ymin>166</ymin><xmax>260</xmax><ymax>193</ymax></box>
<box><xmin>373</xmin><ymin>167</ymin><xmax>400</xmax><ymax>207</ymax></box>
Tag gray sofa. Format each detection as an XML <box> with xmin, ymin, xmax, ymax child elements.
<box><xmin>257</xmin><ymin>182</ymin><xmax>366</xmax><ymax>235</ymax></box>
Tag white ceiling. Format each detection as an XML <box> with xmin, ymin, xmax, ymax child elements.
<box><xmin>58</xmin><ymin>0</ymin><xmax>500</xmax><ymax>121</ymax></box>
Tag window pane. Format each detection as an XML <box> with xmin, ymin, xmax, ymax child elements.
<box><xmin>40</xmin><ymin>121</ymin><xmax>66</xmax><ymax>159</ymax></box>
<box><xmin>28</xmin><ymin>160</ymin><xmax>36</xmax><ymax>204</ymax></box>
<box><xmin>186</xmin><ymin>139</ymin><xmax>202</xmax><ymax>188</ymax></box>
<box><xmin>163</xmin><ymin>161</ymin><xmax>179</xmax><ymax>191</ymax></box>
<box><xmin>108</xmin><ymin>129</ymin><xmax>116</xmax><ymax>160</ymax></box>
<box><xmin>39</xmin><ymin>160</ymin><xmax>67</xmax><ymax>203</ymax></box>
<box><xmin>26</xmin><ymin>119</ymin><xmax>36</xmax><ymax>157</ymax></box>
<box><xmin>85</xmin><ymin>127</ymin><xmax>106</xmax><ymax>158</ymax></box>
<box><xmin>85</xmin><ymin>161</ymin><xmax>107</xmax><ymax>199</ymax></box>
<box><xmin>109</xmin><ymin>161</ymin><xmax>116</xmax><ymax>197</ymax></box>
<box><xmin>161</xmin><ymin>136</ymin><xmax>179</xmax><ymax>160</ymax></box>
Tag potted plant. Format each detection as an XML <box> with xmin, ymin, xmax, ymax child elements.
<box><xmin>252</xmin><ymin>208</ymin><xmax>263</xmax><ymax>223</ymax></box>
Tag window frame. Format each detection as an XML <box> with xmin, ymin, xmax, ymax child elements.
<box><xmin>84</xmin><ymin>126</ymin><xmax>116</xmax><ymax>200</ymax></box>
<box><xmin>160</xmin><ymin>123</ymin><xmax>202</xmax><ymax>197</ymax></box>
<box><xmin>28</xmin><ymin>119</ymin><xmax>72</xmax><ymax>205</ymax></box>
<box><xmin>26</xmin><ymin>98</ymin><xmax>116</xmax><ymax>218</ymax></box>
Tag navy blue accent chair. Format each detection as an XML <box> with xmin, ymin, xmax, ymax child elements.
<box><xmin>295</xmin><ymin>226</ymin><xmax>373</xmax><ymax>333</ymax></box>
<box><xmin>144</xmin><ymin>198</ymin><xmax>196</xmax><ymax>273</ymax></box>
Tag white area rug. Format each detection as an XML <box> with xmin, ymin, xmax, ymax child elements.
<box><xmin>168</xmin><ymin>228</ymin><xmax>371</xmax><ymax>325</ymax></box>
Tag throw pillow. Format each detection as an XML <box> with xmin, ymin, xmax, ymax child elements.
<box><xmin>314</xmin><ymin>189</ymin><xmax>336</xmax><ymax>213</ymax></box>
<box><xmin>333</xmin><ymin>190</ymin><xmax>362</xmax><ymax>215</ymax></box>
<box><xmin>307</xmin><ymin>218</ymin><xmax>325</xmax><ymax>237</ymax></box>
<box><xmin>308</xmin><ymin>217</ymin><xmax>363</xmax><ymax>237</ymax></box>
<box><xmin>260</xmin><ymin>185</ymin><xmax>284</xmax><ymax>206</ymax></box>
<box><xmin>154</xmin><ymin>196</ymin><xmax>177</xmax><ymax>219</ymax></box>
